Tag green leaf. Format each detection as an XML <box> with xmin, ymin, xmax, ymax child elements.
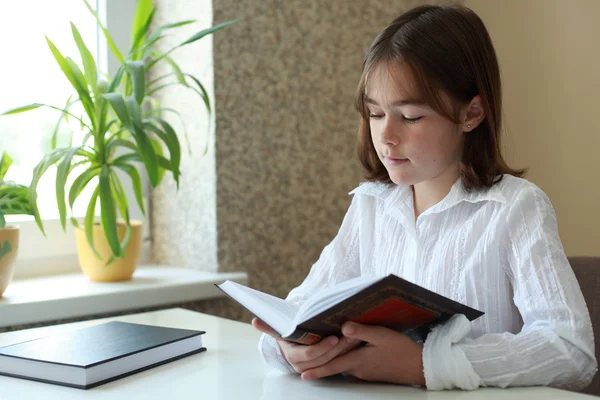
<box><xmin>156</xmin><ymin>154</ymin><xmax>173</xmax><ymax>173</ymax></box>
<box><xmin>0</xmin><ymin>184</ymin><xmax>32</xmax><ymax>216</ymax></box>
<box><xmin>106</xmin><ymin>139</ymin><xmax>138</xmax><ymax>155</ymax></box>
<box><xmin>113</xmin><ymin>163</ymin><xmax>145</xmax><ymax>215</ymax></box>
<box><xmin>0</xmin><ymin>104</ymin><xmax>42</xmax><ymax>115</ymax></box>
<box><xmin>147</xmin><ymin>20</ymin><xmax>196</xmax><ymax>44</ymax></box>
<box><xmin>109</xmin><ymin>169</ymin><xmax>129</xmax><ymax>224</ymax></box>
<box><xmin>125</xmin><ymin>97</ymin><xmax>159</xmax><ymax>186</ymax></box>
<box><xmin>29</xmin><ymin>148</ymin><xmax>72</xmax><ymax>235</ymax></box>
<box><xmin>83</xmin><ymin>0</ymin><xmax>124</xmax><ymax>63</ymax></box>
<box><xmin>99</xmin><ymin>165</ymin><xmax>122</xmax><ymax>257</ymax></box>
<box><xmin>56</xmin><ymin>147</ymin><xmax>84</xmax><ymax>231</ymax></box>
<box><xmin>126</xmin><ymin>94</ymin><xmax>144</xmax><ymax>127</ymax></box>
<box><xmin>138</xmin><ymin>20</ymin><xmax>196</xmax><ymax>59</ymax></box>
<box><xmin>130</xmin><ymin>1</ymin><xmax>156</xmax><ymax>56</ymax></box>
<box><xmin>95</xmin><ymin>98</ymin><xmax>110</xmax><ymax>143</ymax></box>
<box><xmin>144</xmin><ymin>119</ymin><xmax>180</xmax><ymax>184</ymax></box>
<box><xmin>151</xmin><ymin>139</ymin><xmax>167</xmax><ymax>184</ymax></box>
<box><xmin>5</xmin><ymin>102</ymin><xmax>90</xmax><ymax>129</ymax></box>
<box><xmin>82</xmin><ymin>131</ymin><xmax>94</xmax><ymax>146</ymax></box>
<box><xmin>103</xmin><ymin>93</ymin><xmax>132</xmax><ymax>129</ymax></box>
<box><xmin>69</xmin><ymin>167</ymin><xmax>100</xmax><ymax>210</ymax></box>
<box><xmin>0</xmin><ymin>210</ymin><xmax>5</xmax><ymax>228</ymax></box>
<box><xmin>145</xmin><ymin>76</ymin><xmax>209</xmax><ymax>118</ymax></box>
<box><xmin>84</xmin><ymin>184</ymin><xmax>101</xmax><ymax>259</ymax></box>
<box><xmin>147</xmin><ymin>19</ymin><xmax>240</xmax><ymax>70</ymax></box>
<box><xmin>110</xmin><ymin>172</ymin><xmax>132</xmax><ymax>252</ymax></box>
<box><xmin>0</xmin><ymin>152</ymin><xmax>12</xmax><ymax>181</ymax></box>
<box><xmin>185</xmin><ymin>74</ymin><xmax>211</xmax><ymax>116</ymax></box>
<box><xmin>103</xmin><ymin>119</ymin><xmax>119</xmax><ymax>136</ymax></box>
<box><xmin>146</xmin><ymin>82</ymin><xmax>179</xmax><ymax>97</ymax></box>
<box><xmin>111</xmin><ymin>152</ymin><xmax>142</xmax><ymax>165</ymax></box>
<box><xmin>180</xmin><ymin>19</ymin><xmax>240</xmax><ymax>46</ymax></box>
<box><xmin>146</xmin><ymin>107</ymin><xmax>192</xmax><ymax>156</ymax></box>
<box><xmin>46</xmin><ymin>37</ymin><xmax>95</xmax><ymax>128</ymax></box>
<box><xmin>71</xmin><ymin>23</ymin><xmax>98</xmax><ymax>95</ymax></box>
<box><xmin>164</xmin><ymin>56</ymin><xmax>186</xmax><ymax>85</ymax></box>
<box><xmin>105</xmin><ymin>127</ymin><xmax>128</xmax><ymax>149</ymax></box>
<box><xmin>108</xmin><ymin>64</ymin><xmax>125</xmax><ymax>92</ymax></box>
<box><xmin>146</xmin><ymin>72</ymin><xmax>177</xmax><ymax>89</ymax></box>
<box><xmin>65</xmin><ymin>57</ymin><xmax>92</xmax><ymax>100</ymax></box>
<box><xmin>125</xmin><ymin>60</ymin><xmax>145</xmax><ymax>105</ymax></box>
<box><xmin>120</xmin><ymin>223</ymin><xmax>132</xmax><ymax>254</ymax></box>
<box><xmin>51</xmin><ymin>96</ymin><xmax>75</xmax><ymax>150</ymax></box>
<box><xmin>144</xmin><ymin>76</ymin><xmax>207</xmax><ymax>100</ymax></box>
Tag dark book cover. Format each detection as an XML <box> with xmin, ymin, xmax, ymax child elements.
<box><xmin>286</xmin><ymin>274</ymin><xmax>483</xmax><ymax>345</ymax></box>
<box><xmin>0</xmin><ymin>321</ymin><xmax>206</xmax><ymax>389</ymax></box>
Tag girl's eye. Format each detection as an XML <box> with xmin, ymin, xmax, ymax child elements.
<box><xmin>368</xmin><ymin>114</ymin><xmax>423</xmax><ymax>123</ymax></box>
<box><xmin>403</xmin><ymin>116</ymin><xmax>423</xmax><ymax>124</ymax></box>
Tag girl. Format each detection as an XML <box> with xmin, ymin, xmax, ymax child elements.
<box><xmin>252</xmin><ymin>4</ymin><xmax>597</xmax><ymax>391</ymax></box>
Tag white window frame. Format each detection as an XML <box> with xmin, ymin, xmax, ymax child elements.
<box><xmin>12</xmin><ymin>0</ymin><xmax>151</xmax><ymax>279</ymax></box>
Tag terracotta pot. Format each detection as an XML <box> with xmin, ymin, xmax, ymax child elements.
<box><xmin>75</xmin><ymin>220</ymin><xmax>142</xmax><ymax>282</ymax></box>
<box><xmin>0</xmin><ymin>226</ymin><xmax>19</xmax><ymax>297</ymax></box>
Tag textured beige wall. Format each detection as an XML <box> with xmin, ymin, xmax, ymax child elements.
<box><xmin>213</xmin><ymin>0</ymin><xmax>450</xmax><ymax>303</ymax></box>
<box><xmin>151</xmin><ymin>1</ymin><xmax>452</xmax><ymax>321</ymax></box>
<box><xmin>465</xmin><ymin>0</ymin><xmax>600</xmax><ymax>256</ymax></box>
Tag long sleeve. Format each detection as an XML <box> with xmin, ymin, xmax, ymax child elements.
<box><xmin>258</xmin><ymin>194</ymin><xmax>363</xmax><ymax>372</ymax></box>
<box><xmin>423</xmin><ymin>186</ymin><xmax>597</xmax><ymax>390</ymax></box>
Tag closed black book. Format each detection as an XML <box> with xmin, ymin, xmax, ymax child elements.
<box><xmin>0</xmin><ymin>321</ymin><xmax>206</xmax><ymax>389</ymax></box>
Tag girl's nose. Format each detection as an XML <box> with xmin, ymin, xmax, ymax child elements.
<box><xmin>381</xmin><ymin>120</ymin><xmax>399</xmax><ymax>146</ymax></box>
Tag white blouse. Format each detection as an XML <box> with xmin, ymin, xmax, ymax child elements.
<box><xmin>258</xmin><ymin>175</ymin><xmax>597</xmax><ymax>390</ymax></box>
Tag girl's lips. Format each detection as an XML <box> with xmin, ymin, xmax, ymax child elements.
<box><xmin>384</xmin><ymin>157</ymin><xmax>409</xmax><ymax>166</ymax></box>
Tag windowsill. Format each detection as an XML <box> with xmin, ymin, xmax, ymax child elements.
<box><xmin>0</xmin><ymin>265</ymin><xmax>248</xmax><ymax>329</ymax></box>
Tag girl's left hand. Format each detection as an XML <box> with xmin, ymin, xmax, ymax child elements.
<box><xmin>300</xmin><ymin>321</ymin><xmax>426</xmax><ymax>386</ymax></box>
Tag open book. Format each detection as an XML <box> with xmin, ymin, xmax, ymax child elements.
<box><xmin>217</xmin><ymin>274</ymin><xmax>483</xmax><ymax>345</ymax></box>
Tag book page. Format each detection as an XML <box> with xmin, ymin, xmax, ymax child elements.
<box><xmin>294</xmin><ymin>275</ymin><xmax>380</xmax><ymax>324</ymax></box>
<box><xmin>218</xmin><ymin>281</ymin><xmax>299</xmax><ymax>335</ymax></box>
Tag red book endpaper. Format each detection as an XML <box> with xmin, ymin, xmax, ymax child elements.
<box><xmin>352</xmin><ymin>297</ymin><xmax>436</xmax><ymax>330</ymax></box>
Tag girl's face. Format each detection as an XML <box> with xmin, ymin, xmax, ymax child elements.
<box><xmin>366</xmin><ymin>62</ymin><xmax>465</xmax><ymax>188</ymax></box>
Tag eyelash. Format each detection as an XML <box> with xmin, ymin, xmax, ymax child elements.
<box><xmin>369</xmin><ymin>114</ymin><xmax>423</xmax><ymax>124</ymax></box>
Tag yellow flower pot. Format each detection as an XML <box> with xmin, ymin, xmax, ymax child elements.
<box><xmin>75</xmin><ymin>220</ymin><xmax>142</xmax><ymax>282</ymax></box>
<box><xmin>0</xmin><ymin>226</ymin><xmax>19</xmax><ymax>297</ymax></box>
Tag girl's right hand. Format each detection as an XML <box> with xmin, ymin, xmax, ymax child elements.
<box><xmin>252</xmin><ymin>317</ymin><xmax>361</xmax><ymax>374</ymax></box>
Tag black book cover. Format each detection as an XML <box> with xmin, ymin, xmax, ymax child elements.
<box><xmin>286</xmin><ymin>274</ymin><xmax>483</xmax><ymax>344</ymax></box>
<box><xmin>0</xmin><ymin>321</ymin><xmax>206</xmax><ymax>389</ymax></box>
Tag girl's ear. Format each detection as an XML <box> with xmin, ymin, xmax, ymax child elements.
<box><xmin>462</xmin><ymin>95</ymin><xmax>485</xmax><ymax>132</ymax></box>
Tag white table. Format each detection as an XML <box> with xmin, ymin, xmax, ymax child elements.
<box><xmin>0</xmin><ymin>308</ymin><xmax>594</xmax><ymax>399</ymax></box>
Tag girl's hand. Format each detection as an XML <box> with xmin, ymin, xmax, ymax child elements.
<box><xmin>252</xmin><ymin>318</ymin><xmax>361</xmax><ymax>373</ymax></box>
<box><xmin>300</xmin><ymin>321</ymin><xmax>426</xmax><ymax>385</ymax></box>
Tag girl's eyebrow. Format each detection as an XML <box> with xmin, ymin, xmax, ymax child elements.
<box><xmin>364</xmin><ymin>95</ymin><xmax>427</xmax><ymax>107</ymax></box>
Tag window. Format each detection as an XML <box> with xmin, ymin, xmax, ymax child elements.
<box><xmin>0</xmin><ymin>0</ymin><xmax>146</xmax><ymax>278</ymax></box>
<box><xmin>0</xmin><ymin>0</ymin><xmax>99</xmax><ymax>220</ymax></box>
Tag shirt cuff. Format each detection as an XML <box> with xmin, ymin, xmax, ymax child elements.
<box><xmin>258</xmin><ymin>333</ymin><xmax>297</xmax><ymax>374</ymax></box>
<box><xmin>423</xmin><ymin>314</ymin><xmax>483</xmax><ymax>390</ymax></box>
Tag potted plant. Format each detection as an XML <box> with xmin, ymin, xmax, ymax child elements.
<box><xmin>0</xmin><ymin>0</ymin><xmax>237</xmax><ymax>281</ymax></box>
<box><xmin>0</xmin><ymin>152</ymin><xmax>34</xmax><ymax>296</ymax></box>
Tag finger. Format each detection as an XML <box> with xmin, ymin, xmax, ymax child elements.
<box><xmin>300</xmin><ymin>348</ymin><xmax>359</xmax><ymax>380</ymax></box>
<box><xmin>295</xmin><ymin>336</ymin><xmax>361</xmax><ymax>372</ymax></box>
<box><xmin>342</xmin><ymin>321</ymin><xmax>395</xmax><ymax>345</ymax></box>
<box><xmin>251</xmin><ymin>318</ymin><xmax>281</xmax><ymax>338</ymax></box>
<box><xmin>285</xmin><ymin>335</ymin><xmax>340</xmax><ymax>364</ymax></box>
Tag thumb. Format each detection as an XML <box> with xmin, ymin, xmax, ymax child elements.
<box><xmin>252</xmin><ymin>318</ymin><xmax>281</xmax><ymax>339</ymax></box>
<box><xmin>342</xmin><ymin>321</ymin><xmax>395</xmax><ymax>345</ymax></box>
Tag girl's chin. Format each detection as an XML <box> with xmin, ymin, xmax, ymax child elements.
<box><xmin>387</xmin><ymin>174</ymin><xmax>416</xmax><ymax>186</ymax></box>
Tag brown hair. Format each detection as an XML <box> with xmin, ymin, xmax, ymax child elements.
<box><xmin>355</xmin><ymin>4</ymin><xmax>525</xmax><ymax>190</ymax></box>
